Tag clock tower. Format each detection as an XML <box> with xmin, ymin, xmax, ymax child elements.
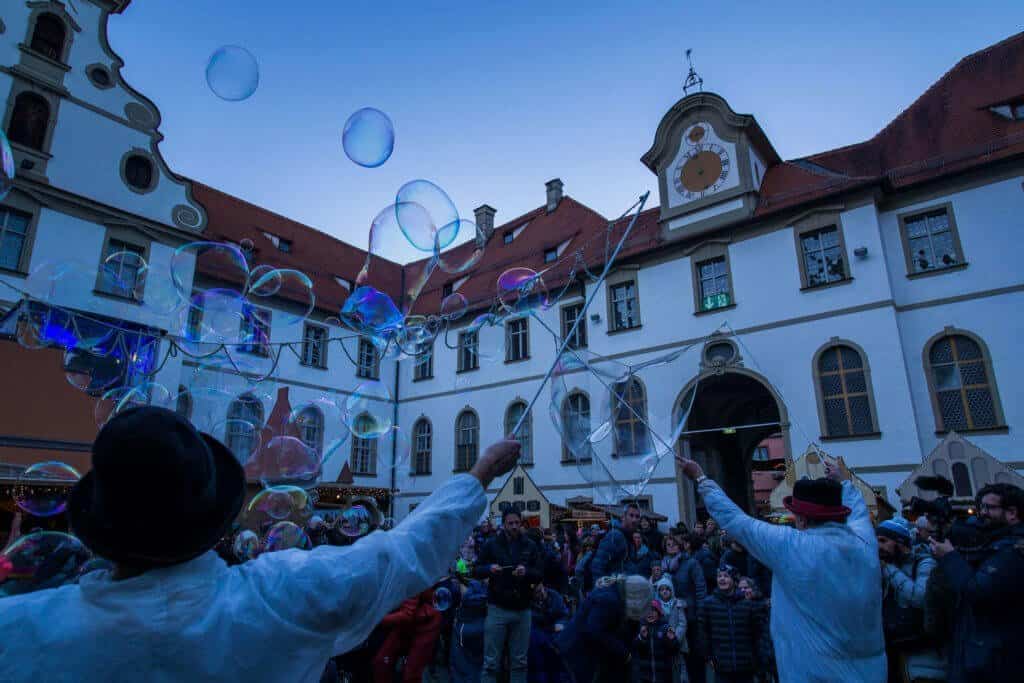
<box><xmin>641</xmin><ymin>92</ymin><xmax>780</xmax><ymax>242</ymax></box>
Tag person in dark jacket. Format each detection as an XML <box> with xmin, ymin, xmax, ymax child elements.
<box><xmin>527</xmin><ymin>582</ymin><xmax>569</xmax><ymax>683</ymax></box>
<box><xmin>591</xmin><ymin>504</ymin><xmax>642</xmax><ymax>579</ymax></box>
<box><xmin>641</xmin><ymin>516</ymin><xmax>665</xmax><ymax>557</ymax></box>
<box><xmin>697</xmin><ymin>566</ymin><xmax>766</xmax><ymax>683</ymax></box>
<box><xmin>719</xmin><ymin>535</ymin><xmax>772</xmax><ymax>598</ymax></box>
<box><xmin>686</xmin><ymin>532</ymin><xmax>720</xmax><ymax>596</ymax></box>
<box><xmin>673</xmin><ymin>533</ymin><xmax>710</xmax><ymax>683</ymax></box>
<box><xmin>473</xmin><ymin>509</ymin><xmax>544</xmax><ymax>683</ymax></box>
<box><xmin>450</xmin><ymin>579</ymin><xmax>488</xmax><ymax>683</ymax></box>
<box><xmin>625</xmin><ymin>530</ymin><xmax>659</xmax><ymax>578</ymax></box>
<box><xmin>556</xmin><ymin>574</ymin><xmax>652</xmax><ymax>683</ymax></box>
<box><xmin>536</xmin><ymin>528</ymin><xmax>569</xmax><ymax>595</ymax></box>
<box><xmin>930</xmin><ymin>483</ymin><xmax>1024</xmax><ymax>683</ymax></box>
<box><xmin>631</xmin><ymin>600</ymin><xmax>679</xmax><ymax>683</ymax></box>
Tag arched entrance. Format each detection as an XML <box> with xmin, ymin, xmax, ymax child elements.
<box><xmin>674</xmin><ymin>368</ymin><xmax>790</xmax><ymax>522</ymax></box>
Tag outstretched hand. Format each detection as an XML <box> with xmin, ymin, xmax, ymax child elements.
<box><xmin>674</xmin><ymin>454</ymin><xmax>705</xmax><ymax>481</ymax></box>
<box><xmin>470</xmin><ymin>438</ymin><xmax>522</xmax><ymax>489</ymax></box>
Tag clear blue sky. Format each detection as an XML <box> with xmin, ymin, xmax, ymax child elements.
<box><xmin>108</xmin><ymin>1</ymin><xmax>1021</xmax><ymax>263</ymax></box>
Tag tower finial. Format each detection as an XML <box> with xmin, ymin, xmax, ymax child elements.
<box><xmin>683</xmin><ymin>49</ymin><xmax>703</xmax><ymax>96</ymax></box>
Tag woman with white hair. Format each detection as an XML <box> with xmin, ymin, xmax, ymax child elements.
<box><xmin>556</xmin><ymin>573</ymin><xmax>653</xmax><ymax>682</ymax></box>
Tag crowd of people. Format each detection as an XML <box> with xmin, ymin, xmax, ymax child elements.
<box><xmin>1</xmin><ymin>407</ymin><xmax>1023</xmax><ymax>683</ymax></box>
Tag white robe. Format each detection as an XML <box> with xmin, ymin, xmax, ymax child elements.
<box><xmin>698</xmin><ymin>478</ymin><xmax>886</xmax><ymax>682</ymax></box>
<box><xmin>0</xmin><ymin>474</ymin><xmax>485</xmax><ymax>682</ymax></box>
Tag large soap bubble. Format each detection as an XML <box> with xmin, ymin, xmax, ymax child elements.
<box><xmin>206</xmin><ymin>46</ymin><xmax>260</xmax><ymax>101</ymax></box>
<box><xmin>13</xmin><ymin>461</ymin><xmax>81</xmax><ymax>517</ymax></box>
<box><xmin>395</xmin><ymin>180</ymin><xmax>459</xmax><ymax>252</ymax></box>
<box><xmin>0</xmin><ymin>532</ymin><xmax>90</xmax><ymax>596</ymax></box>
<box><xmin>342</xmin><ymin>107</ymin><xmax>395</xmax><ymax>168</ymax></box>
<box><xmin>263</xmin><ymin>521</ymin><xmax>310</xmax><ymax>552</ymax></box>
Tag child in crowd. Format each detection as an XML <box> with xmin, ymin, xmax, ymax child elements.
<box><xmin>631</xmin><ymin>600</ymin><xmax>680</xmax><ymax>683</ymax></box>
<box><xmin>697</xmin><ymin>566</ymin><xmax>766</xmax><ymax>683</ymax></box>
<box><xmin>654</xmin><ymin>577</ymin><xmax>690</xmax><ymax>682</ymax></box>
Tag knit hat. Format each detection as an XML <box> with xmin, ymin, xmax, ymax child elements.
<box><xmin>718</xmin><ymin>563</ymin><xmax>740</xmax><ymax>582</ymax></box>
<box><xmin>876</xmin><ymin>518</ymin><xmax>912</xmax><ymax>546</ymax></box>
<box><xmin>623</xmin><ymin>575</ymin><xmax>654</xmax><ymax>620</ymax></box>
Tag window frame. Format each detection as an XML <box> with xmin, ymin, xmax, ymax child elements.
<box><xmin>605</xmin><ymin>268</ymin><xmax>642</xmax><ymax>333</ymax></box>
<box><xmin>502</xmin><ymin>232</ymin><xmax>514</xmax><ymax>245</ymax></box>
<box><xmin>513</xmin><ymin>476</ymin><xmax>525</xmax><ymax>495</ymax></box>
<box><xmin>687</xmin><ymin>241</ymin><xmax>735</xmax><ymax>315</ymax></box>
<box><xmin>94</xmin><ymin>227</ymin><xmax>151</xmax><ymax>302</ymax></box>
<box><xmin>238</xmin><ymin>306</ymin><xmax>273</xmax><ymax>357</ymax></box>
<box><xmin>454</xmin><ymin>409</ymin><xmax>480</xmax><ymax>472</ymax></box>
<box><xmin>356</xmin><ymin>337</ymin><xmax>381</xmax><ymax>379</ymax></box>
<box><xmin>412</xmin><ymin>342</ymin><xmax>434</xmax><ymax>381</ymax></box>
<box><xmin>896</xmin><ymin>203</ymin><xmax>967</xmax><ymax>279</ymax></box>
<box><xmin>812</xmin><ymin>338</ymin><xmax>882</xmax><ymax>441</ymax></box>
<box><xmin>505</xmin><ymin>317</ymin><xmax>530</xmax><ymax>363</ymax></box>
<box><xmin>560</xmin><ymin>390</ymin><xmax>592</xmax><ymax>463</ymax></box>
<box><xmin>225</xmin><ymin>394</ymin><xmax>264</xmax><ymax>462</ymax></box>
<box><xmin>612</xmin><ymin>378</ymin><xmax>649</xmax><ymax>456</ymax></box>
<box><xmin>413</xmin><ymin>417</ymin><xmax>432</xmax><ymax>475</ymax></box>
<box><xmin>0</xmin><ymin>200</ymin><xmax>39</xmax><ymax>275</ymax></box>
<box><xmin>923</xmin><ymin>327</ymin><xmax>1007</xmax><ymax>435</ymax></box>
<box><xmin>543</xmin><ymin>248</ymin><xmax>557</xmax><ymax>264</ymax></box>
<box><xmin>504</xmin><ymin>400</ymin><xmax>533</xmax><ymax>464</ymax></box>
<box><xmin>5</xmin><ymin>90</ymin><xmax>53</xmax><ymax>154</ymax></box>
<box><xmin>792</xmin><ymin>212</ymin><xmax>852</xmax><ymax>290</ymax></box>
<box><xmin>294</xmin><ymin>405</ymin><xmax>325</xmax><ymax>456</ymax></box>
<box><xmin>350</xmin><ymin>413</ymin><xmax>378</xmax><ymax>476</ymax></box>
<box><xmin>300</xmin><ymin>322</ymin><xmax>329</xmax><ymax>369</ymax></box>
<box><xmin>560</xmin><ymin>301</ymin><xmax>588</xmax><ymax>350</ymax></box>
<box><xmin>457</xmin><ymin>330</ymin><xmax>479</xmax><ymax>373</ymax></box>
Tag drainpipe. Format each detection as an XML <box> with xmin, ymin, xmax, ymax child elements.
<box><xmin>389</xmin><ymin>267</ymin><xmax>405</xmax><ymax>519</ymax></box>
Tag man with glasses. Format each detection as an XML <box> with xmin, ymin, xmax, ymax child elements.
<box><xmin>930</xmin><ymin>483</ymin><xmax>1024</xmax><ymax>682</ymax></box>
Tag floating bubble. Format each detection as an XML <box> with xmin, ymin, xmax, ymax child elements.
<box><xmin>433</xmin><ymin>587</ymin><xmax>452</xmax><ymax>612</ymax></box>
<box><xmin>251</xmin><ymin>435</ymin><xmax>321</xmax><ymax>489</ymax></box>
<box><xmin>337</xmin><ymin>505</ymin><xmax>372</xmax><ymax>538</ymax></box>
<box><xmin>440</xmin><ymin>293</ymin><xmax>469</xmax><ymax>322</ymax></box>
<box><xmin>170</xmin><ymin>242</ymin><xmax>250</xmax><ymax>300</ymax></box>
<box><xmin>171</xmin><ymin>385</ymin><xmax>234</xmax><ymax>433</ymax></box>
<box><xmin>63</xmin><ymin>346</ymin><xmax>124</xmax><ymax>395</ymax></box>
<box><xmin>98</xmin><ymin>250</ymin><xmax>147</xmax><ymax>301</ymax></box>
<box><xmin>247</xmin><ymin>268</ymin><xmax>314</xmax><ymax>327</ymax></box>
<box><xmin>206</xmin><ymin>45</ymin><xmax>259</xmax><ymax>102</ymax></box>
<box><xmin>263</xmin><ymin>521</ymin><xmax>310</xmax><ymax>552</ymax></box>
<box><xmin>395</xmin><ymin>180</ymin><xmax>459</xmax><ymax>252</ymax></box>
<box><xmin>93</xmin><ymin>381</ymin><xmax>173</xmax><ymax>427</ymax></box>
<box><xmin>24</xmin><ymin>261</ymin><xmax>95</xmax><ymax>311</ymax></box>
<box><xmin>77</xmin><ymin>557</ymin><xmax>114</xmax><ymax>579</ymax></box>
<box><xmin>342</xmin><ymin>107</ymin><xmax>394</xmax><ymax>168</ymax></box>
<box><xmin>339</xmin><ymin>285</ymin><xmax>403</xmax><ymax>337</ymax></box>
<box><xmin>358</xmin><ymin>203</ymin><xmax>431</xmax><ymax>294</ymax></box>
<box><xmin>344</xmin><ymin>382</ymin><xmax>393</xmax><ymax>439</ymax></box>
<box><xmin>212</xmin><ymin>417</ymin><xmax>262</xmax><ymax>464</ymax></box>
<box><xmin>139</xmin><ymin>267</ymin><xmax>186</xmax><ymax>318</ymax></box>
<box><xmin>437</xmin><ymin>221</ymin><xmax>486</xmax><ymax>275</ymax></box>
<box><xmin>247</xmin><ymin>485</ymin><xmax>309</xmax><ymax>522</ymax></box>
<box><xmin>0</xmin><ymin>130</ymin><xmax>13</xmax><ymax>202</ymax></box>
<box><xmin>0</xmin><ymin>532</ymin><xmax>90</xmax><ymax>596</ymax></box>
<box><xmin>180</xmin><ymin>288</ymin><xmax>250</xmax><ymax>347</ymax></box>
<box><xmin>233</xmin><ymin>530</ymin><xmax>260</xmax><ymax>561</ymax></box>
<box><xmin>497</xmin><ymin>267</ymin><xmax>549</xmax><ymax>313</ymax></box>
<box><xmin>13</xmin><ymin>462</ymin><xmax>80</xmax><ymax>517</ymax></box>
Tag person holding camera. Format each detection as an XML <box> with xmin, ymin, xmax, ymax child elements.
<box><xmin>876</xmin><ymin>519</ymin><xmax>944</xmax><ymax>682</ymax></box>
<box><xmin>929</xmin><ymin>483</ymin><xmax>1024</xmax><ymax>683</ymax></box>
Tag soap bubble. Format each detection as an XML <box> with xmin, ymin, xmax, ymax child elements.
<box><xmin>94</xmin><ymin>382</ymin><xmax>173</xmax><ymax>427</ymax></box>
<box><xmin>342</xmin><ymin>107</ymin><xmax>394</xmax><ymax>168</ymax></box>
<box><xmin>170</xmin><ymin>242</ymin><xmax>250</xmax><ymax>300</ymax></box>
<box><xmin>98</xmin><ymin>250</ymin><xmax>147</xmax><ymax>301</ymax></box>
<box><xmin>0</xmin><ymin>130</ymin><xmax>13</xmax><ymax>202</ymax></box>
<box><xmin>171</xmin><ymin>386</ymin><xmax>234</xmax><ymax>433</ymax></box>
<box><xmin>440</xmin><ymin>293</ymin><xmax>469</xmax><ymax>322</ymax></box>
<box><xmin>0</xmin><ymin>532</ymin><xmax>90</xmax><ymax>596</ymax></box>
<box><xmin>251</xmin><ymin>435</ymin><xmax>321</xmax><ymax>489</ymax></box>
<box><xmin>263</xmin><ymin>521</ymin><xmax>310</xmax><ymax>552</ymax></box>
<box><xmin>247</xmin><ymin>485</ymin><xmax>309</xmax><ymax>522</ymax></box>
<box><xmin>497</xmin><ymin>267</ymin><xmax>549</xmax><ymax>313</ymax></box>
<box><xmin>232</xmin><ymin>530</ymin><xmax>260</xmax><ymax>561</ymax></box>
<box><xmin>395</xmin><ymin>180</ymin><xmax>459</xmax><ymax>252</ymax></box>
<box><xmin>206</xmin><ymin>46</ymin><xmax>259</xmax><ymax>102</ymax></box>
<box><xmin>25</xmin><ymin>261</ymin><xmax>95</xmax><ymax>311</ymax></box>
<box><xmin>63</xmin><ymin>346</ymin><xmax>124</xmax><ymax>395</ymax></box>
<box><xmin>344</xmin><ymin>382</ymin><xmax>393</xmax><ymax>438</ymax></box>
<box><xmin>340</xmin><ymin>285</ymin><xmax>404</xmax><ymax>337</ymax></box>
<box><xmin>180</xmin><ymin>289</ymin><xmax>250</xmax><ymax>347</ymax></box>
<box><xmin>433</xmin><ymin>586</ymin><xmax>453</xmax><ymax>611</ymax></box>
<box><xmin>338</xmin><ymin>505</ymin><xmax>372</xmax><ymax>538</ymax></box>
<box><xmin>437</xmin><ymin>221</ymin><xmax>486</xmax><ymax>275</ymax></box>
<box><xmin>13</xmin><ymin>461</ymin><xmax>81</xmax><ymax>517</ymax></box>
<box><xmin>211</xmin><ymin>417</ymin><xmax>262</xmax><ymax>465</ymax></box>
<box><xmin>247</xmin><ymin>268</ymin><xmax>314</xmax><ymax>327</ymax></box>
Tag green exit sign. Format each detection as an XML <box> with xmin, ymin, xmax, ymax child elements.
<box><xmin>702</xmin><ymin>292</ymin><xmax>731</xmax><ymax>311</ymax></box>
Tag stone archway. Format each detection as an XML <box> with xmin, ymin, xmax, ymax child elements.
<box><xmin>674</xmin><ymin>367</ymin><xmax>790</xmax><ymax>523</ymax></box>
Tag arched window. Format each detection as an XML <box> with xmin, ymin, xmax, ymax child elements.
<box><xmin>225</xmin><ymin>394</ymin><xmax>263</xmax><ymax>462</ymax></box>
<box><xmin>951</xmin><ymin>462</ymin><xmax>973</xmax><ymax>498</ymax></box>
<box><xmin>413</xmin><ymin>418</ymin><xmax>432</xmax><ymax>475</ymax></box>
<box><xmin>29</xmin><ymin>14</ymin><xmax>67</xmax><ymax>62</ymax></box>
<box><xmin>612</xmin><ymin>379</ymin><xmax>648</xmax><ymax>455</ymax></box>
<box><xmin>174</xmin><ymin>385</ymin><xmax>192</xmax><ymax>420</ymax></box>
<box><xmin>815</xmin><ymin>343</ymin><xmax>878</xmax><ymax>438</ymax></box>
<box><xmin>7</xmin><ymin>93</ymin><xmax>50</xmax><ymax>151</ymax></box>
<box><xmin>350</xmin><ymin>414</ymin><xmax>378</xmax><ymax>475</ymax></box>
<box><xmin>455</xmin><ymin>410</ymin><xmax>479</xmax><ymax>472</ymax></box>
<box><xmin>928</xmin><ymin>333</ymin><xmax>1003</xmax><ymax>432</ymax></box>
<box><xmin>294</xmin><ymin>405</ymin><xmax>324</xmax><ymax>455</ymax></box>
<box><xmin>561</xmin><ymin>391</ymin><xmax>591</xmax><ymax>462</ymax></box>
<box><xmin>504</xmin><ymin>401</ymin><xmax>532</xmax><ymax>464</ymax></box>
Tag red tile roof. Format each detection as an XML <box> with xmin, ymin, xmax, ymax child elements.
<box><xmin>189</xmin><ymin>32</ymin><xmax>1024</xmax><ymax>321</ymax></box>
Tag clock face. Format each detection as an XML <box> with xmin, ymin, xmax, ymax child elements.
<box><xmin>672</xmin><ymin>122</ymin><xmax>732</xmax><ymax>201</ymax></box>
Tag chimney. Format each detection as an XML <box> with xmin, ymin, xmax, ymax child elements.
<box><xmin>473</xmin><ymin>204</ymin><xmax>497</xmax><ymax>243</ymax></box>
<box><xmin>545</xmin><ymin>178</ymin><xmax>563</xmax><ymax>213</ymax></box>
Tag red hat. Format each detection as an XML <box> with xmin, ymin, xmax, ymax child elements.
<box><xmin>783</xmin><ymin>478</ymin><xmax>851</xmax><ymax>521</ymax></box>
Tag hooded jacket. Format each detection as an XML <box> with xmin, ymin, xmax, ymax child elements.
<box><xmin>654</xmin><ymin>576</ymin><xmax>688</xmax><ymax>653</ymax></box>
<box><xmin>630</xmin><ymin>607</ymin><xmax>678</xmax><ymax>683</ymax></box>
<box><xmin>660</xmin><ymin>550</ymin><xmax>706</xmax><ymax>622</ymax></box>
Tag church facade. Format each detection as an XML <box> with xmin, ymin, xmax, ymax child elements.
<box><xmin>1</xmin><ymin>3</ymin><xmax>1022</xmax><ymax>524</ymax></box>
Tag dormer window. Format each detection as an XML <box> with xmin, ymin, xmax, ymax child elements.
<box><xmin>544</xmin><ymin>248</ymin><xmax>557</xmax><ymax>264</ymax></box>
<box><xmin>442</xmin><ymin>282</ymin><xmax>454</xmax><ymax>298</ymax></box>
<box><xmin>990</xmin><ymin>101</ymin><xmax>1024</xmax><ymax>120</ymax></box>
<box><xmin>503</xmin><ymin>232</ymin><xmax>514</xmax><ymax>245</ymax></box>
<box><xmin>277</xmin><ymin>238</ymin><xmax>292</xmax><ymax>253</ymax></box>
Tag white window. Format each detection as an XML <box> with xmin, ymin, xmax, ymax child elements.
<box><xmin>301</xmin><ymin>324</ymin><xmax>328</xmax><ymax>368</ymax></box>
<box><xmin>356</xmin><ymin>338</ymin><xmax>380</xmax><ymax>379</ymax></box>
<box><xmin>458</xmin><ymin>331</ymin><xmax>479</xmax><ymax>372</ymax></box>
<box><xmin>609</xmin><ymin>281</ymin><xmax>640</xmax><ymax>331</ymax></box>
<box><xmin>505</xmin><ymin>318</ymin><xmax>529</xmax><ymax>362</ymax></box>
<box><xmin>504</xmin><ymin>401</ymin><xmax>533</xmax><ymax>464</ymax></box>
<box><xmin>350</xmin><ymin>414</ymin><xmax>378</xmax><ymax>475</ymax></box>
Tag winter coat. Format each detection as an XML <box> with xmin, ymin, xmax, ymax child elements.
<box><xmin>939</xmin><ymin>522</ymin><xmax>1024</xmax><ymax>683</ymax></box>
<box><xmin>473</xmin><ymin>531</ymin><xmax>544</xmax><ymax>611</ymax></box>
<box><xmin>624</xmin><ymin>542</ymin><xmax>658</xmax><ymax>578</ymax></box>
<box><xmin>541</xmin><ymin>541</ymin><xmax>569</xmax><ymax>594</ymax></box>
<box><xmin>574</xmin><ymin>549</ymin><xmax>595</xmax><ymax>594</ymax></box>
<box><xmin>450</xmin><ymin>580</ymin><xmax>488</xmax><ymax>683</ymax></box>
<box><xmin>643</xmin><ymin>527</ymin><xmax>665</xmax><ymax>556</ymax></box>
<box><xmin>556</xmin><ymin>583</ymin><xmax>632</xmax><ymax>682</ymax></box>
<box><xmin>654</xmin><ymin>577</ymin><xmax>689</xmax><ymax>653</ymax></box>
<box><xmin>531</xmin><ymin>588</ymin><xmax>569</xmax><ymax>633</ymax></box>
<box><xmin>694</xmin><ymin>546</ymin><xmax>719</xmax><ymax>594</ymax></box>
<box><xmin>881</xmin><ymin>544</ymin><xmax>936</xmax><ymax>645</ymax></box>
<box><xmin>631</xmin><ymin>618</ymin><xmax>678</xmax><ymax>683</ymax></box>
<box><xmin>720</xmin><ymin>547</ymin><xmax>772</xmax><ymax>597</ymax></box>
<box><xmin>660</xmin><ymin>552</ymin><xmax>706</xmax><ymax>622</ymax></box>
<box><xmin>698</xmin><ymin>478</ymin><xmax>886</xmax><ymax>682</ymax></box>
<box><xmin>591</xmin><ymin>526</ymin><xmax>630</xmax><ymax>580</ymax></box>
<box><xmin>697</xmin><ymin>589</ymin><xmax>764</xmax><ymax>674</ymax></box>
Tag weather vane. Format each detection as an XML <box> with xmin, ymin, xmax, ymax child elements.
<box><xmin>683</xmin><ymin>49</ymin><xmax>704</xmax><ymax>96</ymax></box>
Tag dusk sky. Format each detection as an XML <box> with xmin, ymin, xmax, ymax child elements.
<box><xmin>108</xmin><ymin>2</ymin><xmax>1020</xmax><ymax>263</ymax></box>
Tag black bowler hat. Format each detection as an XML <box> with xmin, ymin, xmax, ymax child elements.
<box><xmin>783</xmin><ymin>478</ymin><xmax>851</xmax><ymax>522</ymax></box>
<box><xmin>69</xmin><ymin>406</ymin><xmax>246</xmax><ymax>566</ymax></box>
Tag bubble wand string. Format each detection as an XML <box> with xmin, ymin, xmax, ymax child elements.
<box><xmin>510</xmin><ymin>191</ymin><xmax>649</xmax><ymax>438</ymax></box>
